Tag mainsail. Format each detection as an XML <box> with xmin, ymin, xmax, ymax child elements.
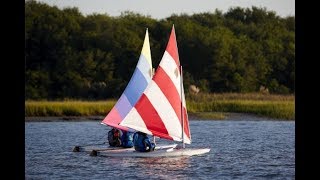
<box><xmin>120</xmin><ymin>25</ymin><xmax>191</xmax><ymax>144</ymax></box>
<box><xmin>101</xmin><ymin>29</ymin><xmax>153</xmax><ymax>131</ymax></box>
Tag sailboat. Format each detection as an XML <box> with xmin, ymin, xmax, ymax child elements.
<box><xmin>74</xmin><ymin>29</ymin><xmax>176</xmax><ymax>153</ymax></box>
<box><xmin>93</xmin><ymin>25</ymin><xmax>210</xmax><ymax>157</ymax></box>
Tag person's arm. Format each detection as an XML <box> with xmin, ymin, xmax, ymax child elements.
<box><xmin>120</xmin><ymin>132</ymin><xmax>124</xmax><ymax>142</ymax></box>
<box><xmin>144</xmin><ymin>138</ymin><xmax>151</xmax><ymax>150</ymax></box>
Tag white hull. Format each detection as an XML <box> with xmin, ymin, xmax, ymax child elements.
<box><xmin>74</xmin><ymin>144</ymin><xmax>177</xmax><ymax>153</ymax></box>
<box><xmin>94</xmin><ymin>147</ymin><xmax>210</xmax><ymax>157</ymax></box>
<box><xmin>89</xmin><ymin>144</ymin><xmax>178</xmax><ymax>156</ymax></box>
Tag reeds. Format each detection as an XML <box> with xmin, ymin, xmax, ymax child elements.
<box><xmin>187</xmin><ymin>93</ymin><xmax>294</xmax><ymax>120</ymax></box>
<box><xmin>25</xmin><ymin>100</ymin><xmax>116</xmax><ymax>116</ymax></box>
<box><xmin>25</xmin><ymin>93</ymin><xmax>295</xmax><ymax>120</ymax></box>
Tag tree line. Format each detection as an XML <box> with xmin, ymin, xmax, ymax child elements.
<box><xmin>25</xmin><ymin>0</ymin><xmax>295</xmax><ymax>100</ymax></box>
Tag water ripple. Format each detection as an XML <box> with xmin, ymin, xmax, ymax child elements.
<box><xmin>26</xmin><ymin>120</ymin><xmax>294</xmax><ymax>179</ymax></box>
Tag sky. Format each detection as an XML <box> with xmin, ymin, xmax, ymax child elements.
<box><xmin>34</xmin><ymin>0</ymin><xmax>295</xmax><ymax>19</ymax></box>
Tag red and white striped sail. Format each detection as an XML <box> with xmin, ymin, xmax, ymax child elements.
<box><xmin>120</xmin><ymin>25</ymin><xmax>191</xmax><ymax>144</ymax></box>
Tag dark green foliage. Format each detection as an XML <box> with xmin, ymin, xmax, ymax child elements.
<box><xmin>25</xmin><ymin>1</ymin><xmax>295</xmax><ymax>100</ymax></box>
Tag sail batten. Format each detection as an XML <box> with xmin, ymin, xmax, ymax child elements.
<box><xmin>120</xmin><ymin>26</ymin><xmax>191</xmax><ymax>144</ymax></box>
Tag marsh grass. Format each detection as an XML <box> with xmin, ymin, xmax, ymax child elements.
<box><xmin>188</xmin><ymin>100</ymin><xmax>294</xmax><ymax>120</ymax></box>
<box><xmin>25</xmin><ymin>100</ymin><xmax>116</xmax><ymax>117</ymax></box>
<box><xmin>186</xmin><ymin>93</ymin><xmax>294</xmax><ymax>120</ymax></box>
<box><xmin>189</xmin><ymin>112</ymin><xmax>226</xmax><ymax>120</ymax></box>
<box><xmin>25</xmin><ymin>93</ymin><xmax>294</xmax><ymax>120</ymax></box>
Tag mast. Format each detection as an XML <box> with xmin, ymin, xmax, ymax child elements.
<box><xmin>180</xmin><ymin>65</ymin><xmax>185</xmax><ymax>148</ymax></box>
<box><xmin>173</xmin><ymin>24</ymin><xmax>185</xmax><ymax>148</ymax></box>
<box><xmin>152</xmin><ymin>67</ymin><xmax>156</xmax><ymax>145</ymax></box>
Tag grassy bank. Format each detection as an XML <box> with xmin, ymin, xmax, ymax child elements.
<box><xmin>25</xmin><ymin>100</ymin><xmax>116</xmax><ymax>116</ymax></box>
<box><xmin>25</xmin><ymin>93</ymin><xmax>294</xmax><ymax>120</ymax></box>
<box><xmin>187</xmin><ymin>93</ymin><xmax>294</xmax><ymax>120</ymax></box>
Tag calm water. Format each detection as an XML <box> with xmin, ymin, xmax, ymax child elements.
<box><xmin>25</xmin><ymin>118</ymin><xmax>295</xmax><ymax>179</ymax></box>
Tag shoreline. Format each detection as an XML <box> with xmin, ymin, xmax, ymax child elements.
<box><xmin>25</xmin><ymin>116</ymin><xmax>105</xmax><ymax>122</ymax></box>
<box><xmin>25</xmin><ymin>95</ymin><xmax>294</xmax><ymax>120</ymax></box>
<box><xmin>25</xmin><ymin>112</ymin><xmax>294</xmax><ymax>122</ymax></box>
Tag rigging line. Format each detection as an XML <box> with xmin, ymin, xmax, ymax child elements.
<box><xmin>180</xmin><ymin>65</ymin><xmax>185</xmax><ymax>149</ymax></box>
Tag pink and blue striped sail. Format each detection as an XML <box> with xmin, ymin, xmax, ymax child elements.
<box><xmin>101</xmin><ymin>29</ymin><xmax>153</xmax><ymax>132</ymax></box>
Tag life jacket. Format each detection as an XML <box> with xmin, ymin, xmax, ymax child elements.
<box><xmin>133</xmin><ymin>132</ymin><xmax>155</xmax><ymax>152</ymax></box>
<box><xmin>121</xmin><ymin>131</ymin><xmax>134</xmax><ymax>148</ymax></box>
<box><xmin>107</xmin><ymin>129</ymin><xmax>121</xmax><ymax>147</ymax></box>
<box><xmin>114</xmin><ymin>129</ymin><xmax>120</xmax><ymax>138</ymax></box>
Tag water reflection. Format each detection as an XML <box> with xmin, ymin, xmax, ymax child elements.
<box><xmin>99</xmin><ymin>156</ymin><xmax>191</xmax><ymax>179</ymax></box>
<box><xmin>140</xmin><ymin>156</ymin><xmax>189</xmax><ymax>169</ymax></box>
<box><xmin>134</xmin><ymin>157</ymin><xmax>190</xmax><ymax>179</ymax></box>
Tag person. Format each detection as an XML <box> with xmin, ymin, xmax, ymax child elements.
<box><xmin>133</xmin><ymin>131</ymin><xmax>155</xmax><ymax>152</ymax></box>
<box><xmin>121</xmin><ymin>130</ymin><xmax>134</xmax><ymax>148</ymax></box>
<box><xmin>107</xmin><ymin>128</ymin><xmax>122</xmax><ymax>147</ymax></box>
